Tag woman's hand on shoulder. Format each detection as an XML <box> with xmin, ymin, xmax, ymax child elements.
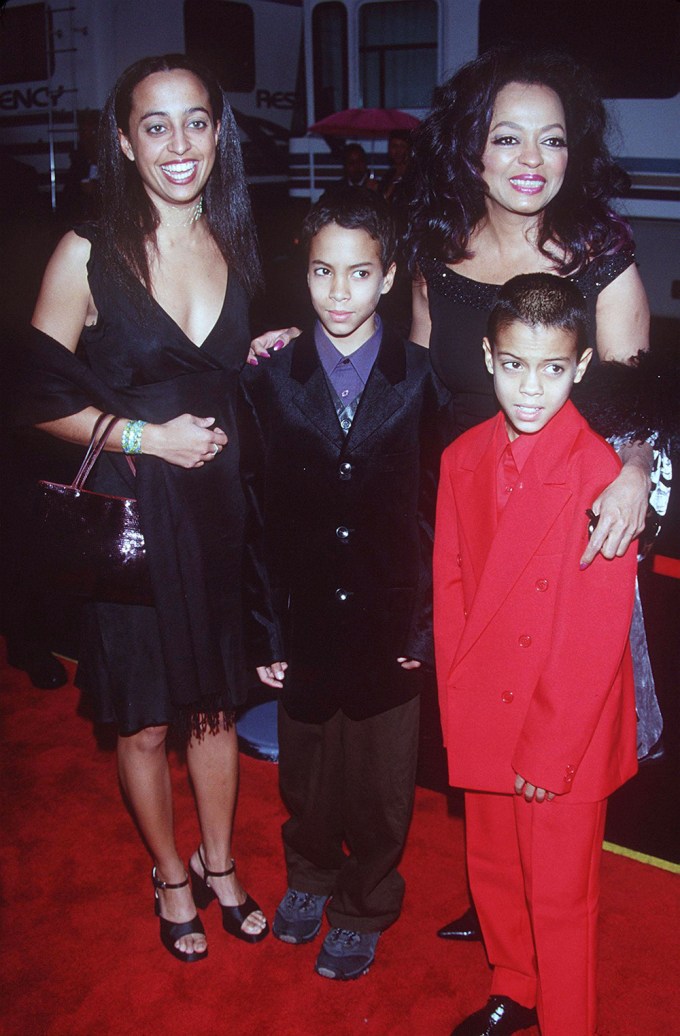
<box><xmin>31</xmin><ymin>230</ymin><xmax>95</xmax><ymax>352</ymax></box>
<box><xmin>247</xmin><ymin>326</ymin><xmax>301</xmax><ymax>366</ymax></box>
<box><xmin>579</xmin><ymin>443</ymin><xmax>652</xmax><ymax>567</ymax></box>
<box><xmin>143</xmin><ymin>414</ymin><xmax>228</xmax><ymax>468</ymax></box>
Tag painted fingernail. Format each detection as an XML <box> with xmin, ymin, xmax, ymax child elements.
<box><xmin>579</xmin><ymin>562</ymin><xmax>588</xmax><ymax>570</ymax></box>
<box><xmin>273</xmin><ymin>339</ymin><xmax>285</xmax><ymax>350</ymax></box>
<box><xmin>247</xmin><ymin>357</ymin><xmax>258</xmax><ymax>365</ymax></box>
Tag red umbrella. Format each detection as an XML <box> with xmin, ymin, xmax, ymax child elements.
<box><xmin>309</xmin><ymin>107</ymin><xmax>420</xmax><ymax>138</ymax></box>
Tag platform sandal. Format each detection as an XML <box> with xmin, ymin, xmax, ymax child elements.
<box><xmin>190</xmin><ymin>846</ymin><xmax>269</xmax><ymax>944</ymax></box>
<box><xmin>152</xmin><ymin>866</ymin><xmax>208</xmax><ymax>963</ymax></box>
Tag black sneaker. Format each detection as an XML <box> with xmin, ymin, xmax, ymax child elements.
<box><xmin>273</xmin><ymin>888</ymin><xmax>328</xmax><ymax>944</ymax></box>
<box><xmin>315</xmin><ymin>928</ymin><xmax>380</xmax><ymax>980</ymax></box>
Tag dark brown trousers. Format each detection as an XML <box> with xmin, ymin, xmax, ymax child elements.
<box><xmin>277</xmin><ymin>695</ymin><xmax>420</xmax><ymax>932</ymax></box>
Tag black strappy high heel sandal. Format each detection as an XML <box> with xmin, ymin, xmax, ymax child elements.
<box><xmin>152</xmin><ymin>867</ymin><xmax>208</xmax><ymax>963</ymax></box>
<box><xmin>190</xmin><ymin>846</ymin><xmax>269</xmax><ymax>944</ymax></box>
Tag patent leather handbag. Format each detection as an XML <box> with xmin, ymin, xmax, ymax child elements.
<box><xmin>37</xmin><ymin>414</ymin><xmax>153</xmax><ymax>604</ymax></box>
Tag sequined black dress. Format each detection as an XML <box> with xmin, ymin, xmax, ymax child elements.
<box><xmin>419</xmin><ymin>251</ymin><xmax>635</xmax><ymax>439</ymax></box>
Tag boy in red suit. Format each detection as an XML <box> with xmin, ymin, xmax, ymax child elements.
<box><xmin>434</xmin><ymin>274</ymin><xmax>638</xmax><ymax>1036</ymax></box>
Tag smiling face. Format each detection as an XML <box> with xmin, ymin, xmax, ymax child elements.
<box><xmin>481</xmin><ymin>81</ymin><xmax>568</xmax><ymax>219</ymax></box>
<box><xmin>117</xmin><ymin>69</ymin><xmax>219</xmax><ymax>213</ymax></box>
<box><xmin>483</xmin><ymin>320</ymin><xmax>592</xmax><ymax>440</ymax></box>
<box><xmin>307</xmin><ymin>223</ymin><xmax>395</xmax><ymax>355</ymax></box>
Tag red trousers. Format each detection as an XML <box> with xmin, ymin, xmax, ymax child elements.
<box><xmin>465</xmin><ymin>790</ymin><xmax>608</xmax><ymax>1036</ymax></box>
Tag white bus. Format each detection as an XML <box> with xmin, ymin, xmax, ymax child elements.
<box><xmin>0</xmin><ymin>0</ymin><xmax>303</xmax><ymax>204</ymax></box>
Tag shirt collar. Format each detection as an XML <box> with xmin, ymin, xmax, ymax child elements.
<box><xmin>314</xmin><ymin>315</ymin><xmax>383</xmax><ymax>383</ymax></box>
<box><xmin>493</xmin><ymin>412</ymin><xmax>541</xmax><ymax>473</ymax></box>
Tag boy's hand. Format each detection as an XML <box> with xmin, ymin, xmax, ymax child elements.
<box><xmin>514</xmin><ymin>773</ymin><xmax>556</xmax><ymax>803</ymax></box>
<box><xmin>256</xmin><ymin>662</ymin><xmax>288</xmax><ymax>688</ymax></box>
<box><xmin>397</xmin><ymin>657</ymin><xmax>422</xmax><ymax>670</ymax></box>
<box><xmin>247</xmin><ymin>327</ymin><xmax>301</xmax><ymax>366</ymax></box>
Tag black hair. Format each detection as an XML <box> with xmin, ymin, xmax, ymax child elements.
<box><xmin>302</xmin><ymin>189</ymin><xmax>397</xmax><ymax>272</ymax></box>
<box><xmin>407</xmin><ymin>45</ymin><xmax>632</xmax><ymax>275</ymax></box>
<box><xmin>98</xmin><ymin>53</ymin><xmax>261</xmax><ymax>297</ymax></box>
<box><xmin>342</xmin><ymin>143</ymin><xmax>367</xmax><ymax>160</ymax></box>
<box><xmin>487</xmin><ymin>273</ymin><xmax>589</xmax><ymax>358</ymax></box>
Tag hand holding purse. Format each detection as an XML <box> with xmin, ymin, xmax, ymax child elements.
<box><xmin>37</xmin><ymin>414</ymin><xmax>153</xmax><ymax>604</ymax></box>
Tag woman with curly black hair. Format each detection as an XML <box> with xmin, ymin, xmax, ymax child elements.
<box><xmin>406</xmin><ymin>45</ymin><xmax>665</xmax><ymax>1029</ymax></box>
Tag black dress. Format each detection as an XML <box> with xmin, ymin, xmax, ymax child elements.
<box><xmin>419</xmin><ymin>251</ymin><xmax>635</xmax><ymax>440</ymax></box>
<box><xmin>70</xmin><ymin>226</ymin><xmax>251</xmax><ymax>735</ymax></box>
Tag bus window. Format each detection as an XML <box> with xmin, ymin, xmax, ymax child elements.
<box><xmin>312</xmin><ymin>2</ymin><xmax>348</xmax><ymax>120</ymax></box>
<box><xmin>359</xmin><ymin>0</ymin><xmax>437</xmax><ymax>109</ymax></box>
<box><xmin>0</xmin><ymin>2</ymin><xmax>53</xmax><ymax>83</ymax></box>
<box><xmin>479</xmin><ymin>0</ymin><xmax>680</xmax><ymax>99</ymax></box>
<box><xmin>184</xmin><ymin>0</ymin><xmax>255</xmax><ymax>93</ymax></box>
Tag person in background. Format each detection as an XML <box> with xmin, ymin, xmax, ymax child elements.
<box><xmin>379</xmin><ymin>129</ymin><xmax>411</xmax><ymax>205</ymax></box>
<box><xmin>322</xmin><ymin>142</ymin><xmax>378</xmax><ymax>198</ymax></box>
<box><xmin>17</xmin><ymin>54</ymin><xmax>268</xmax><ymax>962</ymax></box>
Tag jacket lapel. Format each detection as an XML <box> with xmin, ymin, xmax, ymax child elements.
<box><xmin>453</xmin><ymin>403</ymin><xmax>584</xmax><ymax>665</ymax></box>
<box><xmin>343</xmin><ymin>327</ymin><xmax>407</xmax><ymax>451</ymax></box>
<box><xmin>290</xmin><ymin>331</ymin><xmax>345</xmax><ymax>449</ymax></box>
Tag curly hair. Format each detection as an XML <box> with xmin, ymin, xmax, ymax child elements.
<box><xmin>406</xmin><ymin>46</ymin><xmax>632</xmax><ymax>276</ymax></box>
<box><xmin>98</xmin><ymin>53</ymin><xmax>261</xmax><ymax>297</ymax></box>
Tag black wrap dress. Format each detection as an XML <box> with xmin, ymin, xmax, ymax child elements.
<box><xmin>22</xmin><ymin>225</ymin><xmax>252</xmax><ymax>735</ymax></box>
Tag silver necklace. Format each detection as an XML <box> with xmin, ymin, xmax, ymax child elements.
<box><xmin>160</xmin><ymin>196</ymin><xmax>204</xmax><ymax>228</ymax></box>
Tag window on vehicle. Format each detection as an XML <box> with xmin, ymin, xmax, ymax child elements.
<box><xmin>479</xmin><ymin>0</ymin><xmax>680</xmax><ymax>99</ymax></box>
<box><xmin>184</xmin><ymin>0</ymin><xmax>255</xmax><ymax>93</ymax></box>
<box><xmin>359</xmin><ymin>0</ymin><xmax>437</xmax><ymax>109</ymax></box>
<box><xmin>0</xmin><ymin>2</ymin><xmax>53</xmax><ymax>84</ymax></box>
<box><xmin>312</xmin><ymin>1</ymin><xmax>348</xmax><ymax>120</ymax></box>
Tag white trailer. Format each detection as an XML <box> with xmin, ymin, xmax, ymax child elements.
<box><xmin>0</xmin><ymin>0</ymin><xmax>303</xmax><ymax>204</ymax></box>
<box><xmin>288</xmin><ymin>0</ymin><xmax>679</xmax><ymax>321</ymax></box>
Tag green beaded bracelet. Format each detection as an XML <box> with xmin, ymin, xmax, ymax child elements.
<box><xmin>121</xmin><ymin>419</ymin><xmax>147</xmax><ymax>455</ymax></box>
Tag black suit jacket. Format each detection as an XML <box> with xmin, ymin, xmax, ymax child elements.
<box><xmin>240</xmin><ymin>326</ymin><xmax>450</xmax><ymax>722</ymax></box>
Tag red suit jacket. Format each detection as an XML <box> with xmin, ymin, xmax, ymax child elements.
<box><xmin>434</xmin><ymin>401</ymin><xmax>638</xmax><ymax>803</ymax></box>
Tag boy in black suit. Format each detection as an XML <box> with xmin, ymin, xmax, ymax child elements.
<box><xmin>242</xmin><ymin>190</ymin><xmax>448</xmax><ymax>979</ymax></box>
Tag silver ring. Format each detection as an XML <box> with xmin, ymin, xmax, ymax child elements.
<box><xmin>212</xmin><ymin>443</ymin><xmax>219</xmax><ymax>456</ymax></box>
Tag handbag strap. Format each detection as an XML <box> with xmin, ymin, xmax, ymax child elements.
<box><xmin>72</xmin><ymin>415</ymin><xmax>136</xmax><ymax>490</ymax></box>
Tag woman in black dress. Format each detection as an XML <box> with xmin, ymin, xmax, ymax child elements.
<box><xmin>26</xmin><ymin>55</ymin><xmax>267</xmax><ymax>961</ymax></box>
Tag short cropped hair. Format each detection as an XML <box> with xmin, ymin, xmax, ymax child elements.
<box><xmin>487</xmin><ymin>273</ymin><xmax>589</xmax><ymax>358</ymax></box>
<box><xmin>302</xmin><ymin>189</ymin><xmax>397</xmax><ymax>272</ymax></box>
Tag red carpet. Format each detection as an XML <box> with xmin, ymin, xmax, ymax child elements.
<box><xmin>2</xmin><ymin>647</ymin><xmax>678</xmax><ymax>1036</ymax></box>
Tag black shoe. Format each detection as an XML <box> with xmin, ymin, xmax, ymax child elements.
<box><xmin>437</xmin><ymin>905</ymin><xmax>482</xmax><ymax>941</ymax></box>
<box><xmin>152</xmin><ymin>867</ymin><xmax>208</xmax><ymax>963</ymax></box>
<box><xmin>451</xmin><ymin>997</ymin><xmax>537</xmax><ymax>1036</ymax></box>
<box><xmin>190</xmin><ymin>845</ymin><xmax>269</xmax><ymax>943</ymax></box>
<box><xmin>7</xmin><ymin>648</ymin><xmax>67</xmax><ymax>690</ymax></box>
